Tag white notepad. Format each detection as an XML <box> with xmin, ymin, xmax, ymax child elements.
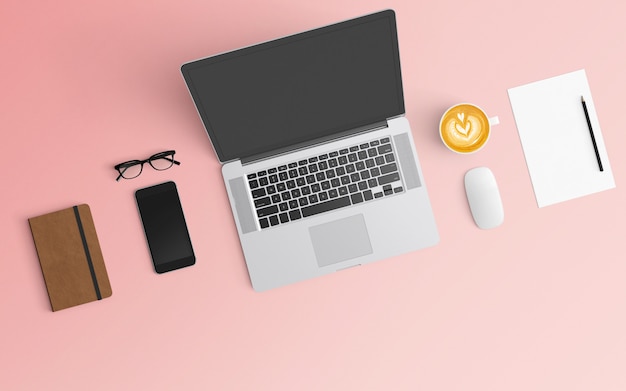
<box><xmin>508</xmin><ymin>69</ymin><xmax>615</xmax><ymax>207</ymax></box>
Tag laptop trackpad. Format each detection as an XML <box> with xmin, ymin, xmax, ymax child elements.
<box><xmin>309</xmin><ymin>214</ymin><xmax>373</xmax><ymax>267</ymax></box>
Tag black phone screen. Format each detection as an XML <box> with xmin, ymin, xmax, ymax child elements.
<box><xmin>135</xmin><ymin>181</ymin><xmax>195</xmax><ymax>273</ymax></box>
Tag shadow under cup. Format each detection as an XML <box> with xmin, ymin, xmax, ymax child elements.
<box><xmin>440</xmin><ymin>103</ymin><xmax>492</xmax><ymax>153</ymax></box>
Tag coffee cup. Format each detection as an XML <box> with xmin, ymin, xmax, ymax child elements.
<box><xmin>439</xmin><ymin>103</ymin><xmax>499</xmax><ymax>154</ymax></box>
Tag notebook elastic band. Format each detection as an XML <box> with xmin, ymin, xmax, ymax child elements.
<box><xmin>73</xmin><ymin>206</ymin><xmax>102</xmax><ymax>300</ymax></box>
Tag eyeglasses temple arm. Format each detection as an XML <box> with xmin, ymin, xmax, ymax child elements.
<box><xmin>163</xmin><ymin>157</ymin><xmax>181</xmax><ymax>166</ymax></box>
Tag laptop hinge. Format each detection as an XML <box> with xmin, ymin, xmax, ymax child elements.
<box><xmin>241</xmin><ymin>120</ymin><xmax>389</xmax><ymax>166</ymax></box>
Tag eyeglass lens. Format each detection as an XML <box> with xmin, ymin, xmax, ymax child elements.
<box><xmin>118</xmin><ymin>162</ymin><xmax>143</xmax><ymax>179</ymax></box>
<box><xmin>148</xmin><ymin>152</ymin><xmax>176</xmax><ymax>171</ymax></box>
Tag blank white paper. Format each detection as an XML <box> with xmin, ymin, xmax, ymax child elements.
<box><xmin>507</xmin><ymin>69</ymin><xmax>615</xmax><ymax>207</ymax></box>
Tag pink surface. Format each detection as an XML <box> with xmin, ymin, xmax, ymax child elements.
<box><xmin>2</xmin><ymin>0</ymin><xmax>626</xmax><ymax>389</ymax></box>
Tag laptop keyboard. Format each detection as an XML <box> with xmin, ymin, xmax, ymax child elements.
<box><xmin>247</xmin><ymin>137</ymin><xmax>404</xmax><ymax>229</ymax></box>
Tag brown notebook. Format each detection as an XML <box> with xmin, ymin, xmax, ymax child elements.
<box><xmin>28</xmin><ymin>204</ymin><xmax>112</xmax><ymax>311</ymax></box>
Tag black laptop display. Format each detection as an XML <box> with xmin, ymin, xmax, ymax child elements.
<box><xmin>181</xmin><ymin>10</ymin><xmax>404</xmax><ymax>162</ymax></box>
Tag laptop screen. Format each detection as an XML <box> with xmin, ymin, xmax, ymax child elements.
<box><xmin>181</xmin><ymin>10</ymin><xmax>404</xmax><ymax>163</ymax></box>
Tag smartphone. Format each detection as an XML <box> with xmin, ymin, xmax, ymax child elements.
<box><xmin>135</xmin><ymin>181</ymin><xmax>195</xmax><ymax>273</ymax></box>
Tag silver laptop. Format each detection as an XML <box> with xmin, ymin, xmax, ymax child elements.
<box><xmin>181</xmin><ymin>10</ymin><xmax>439</xmax><ymax>291</ymax></box>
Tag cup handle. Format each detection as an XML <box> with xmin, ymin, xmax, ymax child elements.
<box><xmin>489</xmin><ymin>116</ymin><xmax>500</xmax><ymax>126</ymax></box>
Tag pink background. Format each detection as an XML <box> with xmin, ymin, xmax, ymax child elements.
<box><xmin>2</xmin><ymin>0</ymin><xmax>626</xmax><ymax>389</ymax></box>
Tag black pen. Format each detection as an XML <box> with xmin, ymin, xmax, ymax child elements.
<box><xmin>581</xmin><ymin>96</ymin><xmax>603</xmax><ymax>171</ymax></box>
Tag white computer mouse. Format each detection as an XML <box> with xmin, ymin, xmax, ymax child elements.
<box><xmin>464</xmin><ymin>167</ymin><xmax>504</xmax><ymax>229</ymax></box>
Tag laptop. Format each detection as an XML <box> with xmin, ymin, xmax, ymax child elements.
<box><xmin>181</xmin><ymin>9</ymin><xmax>439</xmax><ymax>291</ymax></box>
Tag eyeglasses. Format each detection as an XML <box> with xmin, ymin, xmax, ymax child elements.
<box><xmin>114</xmin><ymin>150</ymin><xmax>180</xmax><ymax>181</ymax></box>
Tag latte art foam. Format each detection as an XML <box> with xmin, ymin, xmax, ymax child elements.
<box><xmin>440</xmin><ymin>104</ymin><xmax>490</xmax><ymax>153</ymax></box>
